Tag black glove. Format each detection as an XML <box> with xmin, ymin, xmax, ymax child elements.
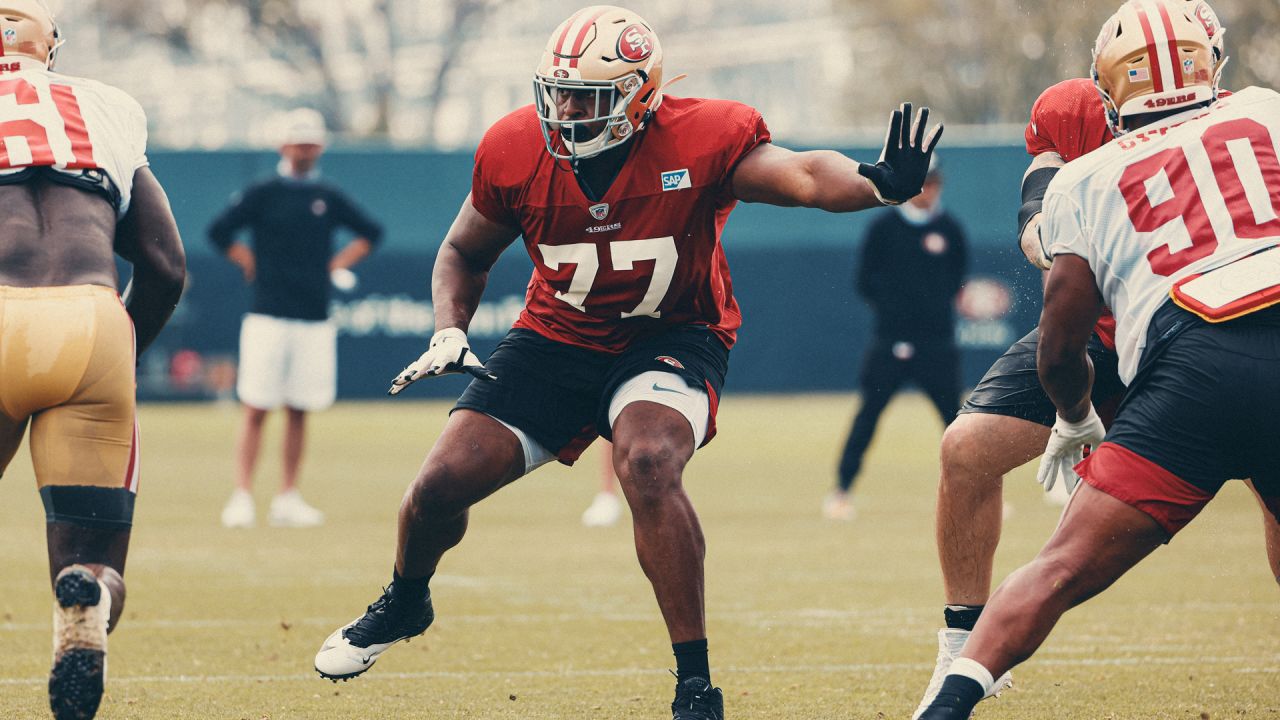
<box><xmin>857</xmin><ymin>102</ymin><xmax>944</xmax><ymax>205</ymax></box>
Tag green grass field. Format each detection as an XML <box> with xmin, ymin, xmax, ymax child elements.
<box><xmin>1</xmin><ymin>394</ymin><xmax>1277</xmax><ymax>719</ymax></box>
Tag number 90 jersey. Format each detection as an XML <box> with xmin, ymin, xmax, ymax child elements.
<box><xmin>470</xmin><ymin>96</ymin><xmax>771</xmax><ymax>354</ymax></box>
<box><xmin>1042</xmin><ymin>87</ymin><xmax>1280</xmax><ymax>384</ymax></box>
<box><xmin>0</xmin><ymin>58</ymin><xmax>148</xmax><ymax>218</ymax></box>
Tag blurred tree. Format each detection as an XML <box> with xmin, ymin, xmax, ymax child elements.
<box><xmin>88</xmin><ymin>0</ymin><xmax>508</xmax><ymax>140</ymax></box>
<box><xmin>841</xmin><ymin>0</ymin><xmax>1279</xmax><ymax>125</ymax></box>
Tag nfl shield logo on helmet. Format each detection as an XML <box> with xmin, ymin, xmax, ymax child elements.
<box><xmin>2</xmin><ymin>28</ymin><xmax>15</xmax><ymax>45</ymax></box>
<box><xmin>589</xmin><ymin>203</ymin><xmax>610</xmax><ymax>220</ymax></box>
<box><xmin>655</xmin><ymin>355</ymin><xmax>685</xmax><ymax>369</ymax></box>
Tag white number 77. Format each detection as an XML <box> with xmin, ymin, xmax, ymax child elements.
<box><xmin>538</xmin><ymin>236</ymin><xmax>678</xmax><ymax>318</ymax></box>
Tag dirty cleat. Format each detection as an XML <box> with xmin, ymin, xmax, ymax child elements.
<box><xmin>671</xmin><ymin>676</ymin><xmax>724</xmax><ymax>720</ymax></box>
<box><xmin>49</xmin><ymin>565</ymin><xmax>109</xmax><ymax>720</ymax></box>
<box><xmin>912</xmin><ymin>628</ymin><xmax>1012</xmax><ymax>720</ymax></box>
<box><xmin>315</xmin><ymin>584</ymin><xmax>434</xmax><ymax>681</ymax></box>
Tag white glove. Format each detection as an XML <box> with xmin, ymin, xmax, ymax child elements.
<box><xmin>388</xmin><ymin>328</ymin><xmax>495</xmax><ymax>396</ymax></box>
<box><xmin>1036</xmin><ymin>406</ymin><xmax>1106</xmax><ymax>495</ymax></box>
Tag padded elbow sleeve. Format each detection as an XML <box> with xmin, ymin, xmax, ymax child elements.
<box><xmin>1018</xmin><ymin>166</ymin><xmax>1059</xmax><ymax>238</ymax></box>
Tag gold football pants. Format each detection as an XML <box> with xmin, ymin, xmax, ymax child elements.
<box><xmin>0</xmin><ymin>285</ymin><xmax>138</xmax><ymax>528</ymax></box>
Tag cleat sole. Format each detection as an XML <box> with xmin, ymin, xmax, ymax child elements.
<box><xmin>49</xmin><ymin>648</ymin><xmax>105</xmax><ymax>720</ymax></box>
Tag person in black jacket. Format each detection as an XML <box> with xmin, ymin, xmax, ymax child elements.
<box><xmin>208</xmin><ymin>109</ymin><xmax>383</xmax><ymax>529</ymax></box>
<box><xmin>826</xmin><ymin>159</ymin><xmax>967</xmax><ymax>520</ymax></box>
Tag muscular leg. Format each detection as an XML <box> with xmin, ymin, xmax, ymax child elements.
<box><xmin>396</xmin><ymin>410</ymin><xmax>526</xmax><ymax>579</ymax></box>
<box><xmin>937</xmin><ymin>413</ymin><xmax>1049</xmax><ymax>605</ymax></box>
<box><xmin>46</xmin><ymin>524</ymin><xmax>129</xmax><ymax>632</ymax></box>
<box><xmin>234</xmin><ymin>405</ymin><xmax>268</xmax><ymax>492</ymax></box>
<box><xmin>1244</xmin><ymin>480</ymin><xmax>1280</xmax><ymax>586</ymax></box>
<box><xmin>611</xmin><ymin>401</ymin><xmax>702</xmax><ymax>642</ymax></box>
<box><xmin>282</xmin><ymin>407</ymin><xmax>306</xmax><ymax>492</ymax></box>
<box><xmin>961</xmin><ymin>483</ymin><xmax>1167</xmax><ymax>677</ymax></box>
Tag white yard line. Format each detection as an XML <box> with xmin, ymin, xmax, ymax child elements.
<box><xmin>1</xmin><ymin>655</ymin><xmax>1276</xmax><ymax>687</ymax></box>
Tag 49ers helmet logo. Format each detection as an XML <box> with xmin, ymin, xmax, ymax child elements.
<box><xmin>617</xmin><ymin>24</ymin><xmax>655</xmax><ymax>63</ymax></box>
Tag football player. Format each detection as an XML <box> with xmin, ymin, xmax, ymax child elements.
<box><xmin>918</xmin><ymin>1</ymin><xmax>1280</xmax><ymax>716</ymax></box>
<box><xmin>0</xmin><ymin>2</ymin><xmax>186</xmax><ymax>718</ymax></box>
<box><xmin>913</xmin><ymin>1</ymin><xmax>1280</xmax><ymax>715</ymax></box>
<box><xmin>313</xmin><ymin>5</ymin><xmax>940</xmax><ymax>718</ymax></box>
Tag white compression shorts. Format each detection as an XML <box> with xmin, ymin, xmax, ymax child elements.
<box><xmin>494</xmin><ymin>370</ymin><xmax>711</xmax><ymax>476</ymax></box>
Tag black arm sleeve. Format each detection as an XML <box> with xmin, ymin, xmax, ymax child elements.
<box><xmin>207</xmin><ymin>186</ymin><xmax>258</xmax><ymax>252</ymax></box>
<box><xmin>1018</xmin><ymin>165</ymin><xmax>1060</xmax><ymax>241</ymax></box>
<box><xmin>329</xmin><ymin>189</ymin><xmax>384</xmax><ymax>245</ymax></box>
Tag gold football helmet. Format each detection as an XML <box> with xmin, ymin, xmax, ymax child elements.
<box><xmin>1092</xmin><ymin>0</ymin><xmax>1222</xmax><ymax>135</ymax></box>
<box><xmin>534</xmin><ymin>5</ymin><xmax>665</xmax><ymax>162</ymax></box>
<box><xmin>0</xmin><ymin>0</ymin><xmax>61</xmax><ymax>68</ymax></box>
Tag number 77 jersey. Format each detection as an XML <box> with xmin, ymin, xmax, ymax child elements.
<box><xmin>0</xmin><ymin>57</ymin><xmax>148</xmax><ymax>218</ymax></box>
<box><xmin>470</xmin><ymin>96</ymin><xmax>771</xmax><ymax>354</ymax></box>
<box><xmin>1042</xmin><ymin>86</ymin><xmax>1280</xmax><ymax>384</ymax></box>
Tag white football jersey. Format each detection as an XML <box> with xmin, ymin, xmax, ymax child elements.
<box><xmin>0</xmin><ymin>57</ymin><xmax>148</xmax><ymax>218</ymax></box>
<box><xmin>1043</xmin><ymin>86</ymin><xmax>1280</xmax><ymax>383</ymax></box>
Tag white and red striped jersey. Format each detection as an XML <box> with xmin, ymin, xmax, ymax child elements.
<box><xmin>1043</xmin><ymin>86</ymin><xmax>1280</xmax><ymax>383</ymax></box>
<box><xmin>0</xmin><ymin>57</ymin><xmax>148</xmax><ymax>218</ymax></box>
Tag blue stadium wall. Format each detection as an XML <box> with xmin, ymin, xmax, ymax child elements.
<box><xmin>141</xmin><ymin>145</ymin><xmax>1043</xmax><ymax>401</ymax></box>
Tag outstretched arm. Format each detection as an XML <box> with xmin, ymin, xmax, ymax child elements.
<box><xmin>732</xmin><ymin>103</ymin><xmax>943</xmax><ymax>210</ymax></box>
<box><xmin>115</xmin><ymin>167</ymin><xmax>186</xmax><ymax>357</ymax></box>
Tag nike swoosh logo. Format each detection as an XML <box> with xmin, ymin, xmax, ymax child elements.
<box><xmin>651</xmin><ymin>383</ymin><xmax>686</xmax><ymax>396</ymax></box>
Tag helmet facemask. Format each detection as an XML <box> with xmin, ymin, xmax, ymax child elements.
<box><xmin>533</xmin><ymin>6</ymin><xmax>665</xmax><ymax>163</ymax></box>
<box><xmin>533</xmin><ymin>71</ymin><xmax>649</xmax><ymax>162</ymax></box>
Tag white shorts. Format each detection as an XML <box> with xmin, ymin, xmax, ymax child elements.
<box><xmin>237</xmin><ymin>313</ymin><xmax>337</xmax><ymax>411</ymax></box>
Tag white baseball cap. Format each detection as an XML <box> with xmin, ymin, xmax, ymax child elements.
<box><xmin>279</xmin><ymin>108</ymin><xmax>327</xmax><ymax>147</ymax></box>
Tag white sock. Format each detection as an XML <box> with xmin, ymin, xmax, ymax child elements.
<box><xmin>947</xmin><ymin>657</ymin><xmax>995</xmax><ymax>695</ymax></box>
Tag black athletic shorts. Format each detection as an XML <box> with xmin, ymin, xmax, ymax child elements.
<box><xmin>1079</xmin><ymin>303</ymin><xmax>1280</xmax><ymax>535</ymax></box>
<box><xmin>959</xmin><ymin>327</ymin><xmax>1127</xmax><ymax>427</ymax></box>
<box><xmin>454</xmin><ymin>325</ymin><xmax>730</xmax><ymax>464</ymax></box>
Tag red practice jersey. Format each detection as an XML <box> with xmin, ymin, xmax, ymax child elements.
<box><xmin>471</xmin><ymin>96</ymin><xmax>770</xmax><ymax>353</ymax></box>
<box><xmin>1025</xmin><ymin>78</ymin><xmax>1118</xmax><ymax>348</ymax></box>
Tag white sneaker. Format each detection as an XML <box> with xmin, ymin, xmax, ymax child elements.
<box><xmin>49</xmin><ymin>565</ymin><xmax>109</xmax><ymax>720</ymax></box>
<box><xmin>220</xmin><ymin>489</ymin><xmax>255</xmax><ymax>528</ymax></box>
<box><xmin>822</xmin><ymin>491</ymin><xmax>856</xmax><ymax>521</ymax></box>
<box><xmin>912</xmin><ymin>628</ymin><xmax>1013</xmax><ymax>720</ymax></box>
<box><xmin>269</xmin><ymin>490</ymin><xmax>325</xmax><ymax>528</ymax></box>
<box><xmin>581</xmin><ymin>491</ymin><xmax>623</xmax><ymax>527</ymax></box>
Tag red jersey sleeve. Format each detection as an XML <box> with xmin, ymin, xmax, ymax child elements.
<box><xmin>1023</xmin><ymin>78</ymin><xmax>1111</xmax><ymax>162</ymax></box>
<box><xmin>470</xmin><ymin>106</ymin><xmax>541</xmax><ymax>229</ymax></box>
<box><xmin>719</xmin><ymin>104</ymin><xmax>771</xmax><ymax>187</ymax></box>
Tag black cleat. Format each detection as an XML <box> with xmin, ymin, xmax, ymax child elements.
<box><xmin>49</xmin><ymin>565</ymin><xmax>107</xmax><ymax>720</ymax></box>
<box><xmin>314</xmin><ymin>584</ymin><xmax>434</xmax><ymax>680</ymax></box>
<box><xmin>671</xmin><ymin>676</ymin><xmax>724</xmax><ymax>720</ymax></box>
